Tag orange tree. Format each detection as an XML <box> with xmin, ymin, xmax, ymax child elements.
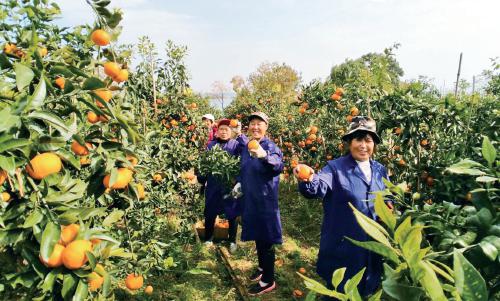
<box><xmin>0</xmin><ymin>0</ymin><xmax>148</xmax><ymax>299</ymax></box>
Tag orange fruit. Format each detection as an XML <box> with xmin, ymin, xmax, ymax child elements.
<box><xmin>99</xmin><ymin>115</ymin><xmax>109</xmax><ymax>122</ymax></box>
<box><xmin>298</xmin><ymin>267</ymin><xmax>306</xmax><ymax>274</ymax></box>
<box><xmin>309</xmin><ymin>126</ymin><xmax>318</xmax><ymax>134</ymax></box>
<box><xmin>394</xmin><ymin>127</ymin><xmax>402</xmax><ymax>135</ymax></box>
<box><xmin>190</xmin><ymin>103</ymin><xmax>197</xmax><ymax>109</ymax></box>
<box><xmin>398</xmin><ymin>159</ymin><xmax>406</xmax><ymax>167</ymax></box>
<box><xmin>326</xmin><ymin>154</ymin><xmax>333</xmax><ymax>160</ymax></box>
<box><xmin>308</xmin><ymin>134</ymin><xmax>317</xmax><ymax>141</ymax></box>
<box><xmin>125</xmin><ymin>273</ymin><xmax>144</xmax><ymax>290</ymax></box>
<box><xmin>94</xmin><ymin>89</ymin><xmax>112</xmax><ymax>108</ymax></box>
<box><xmin>426</xmin><ymin>176</ymin><xmax>434</xmax><ymax>187</ymax></box>
<box><xmin>113</xmin><ymin>69</ymin><xmax>129</xmax><ymax>83</ymax></box>
<box><xmin>290</xmin><ymin>160</ymin><xmax>298</xmax><ymax>168</ymax></box>
<box><xmin>71</xmin><ymin>141</ymin><xmax>92</xmax><ymax>156</ymax></box>
<box><xmin>298</xmin><ymin>107</ymin><xmax>306</xmax><ymax>114</ymax></box>
<box><xmin>248</xmin><ymin>140</ymin><xmax>259</xmax><ymax>150</ymax></box>
<box><xmin>90</xmin><ymin>29</ymin><xmax>110</xmax><ymax>46</ymax></box>
<box><xmin>335</xmin><ymin>87</ymin><xmax>345</xmax><ymax>96</ymax></box>
<box><xmin>38</xmin><ymin>47</ymin><xmax>48</xmax><ymax>57</ymax></box>
<box><xmin>103</xmin><ymin>62</ymin><xmax>121</xmax><ymax>78</ymax></box>
<box><xmin>61</xmin><ymin>240</ymin><xmax>92</xmax><ymax>270</ymax></box>
<box><xmin>297</xmin><ymin>165</ymin><xmax>313</xmax><ymax>181</ymax></box>
<box><xmin>137</xmin><ymin>183</ymin><xmax>146</xmax><ymax>200</ymax></box>
<box><xmin>305</xmin><ymin>139</ymin><xmax>313</xmax><ymax>145</ymax></box>
<box><xmin>87</xmin><ymin>111</ymin><xmax>99</xmax><ymax>124</ymax></box>
<box><xmin>170</xmin><ymin>119</ymin><xmax>178</xmax><ymax>126</ymax></box>
<box><xmin>420</xmin><ymin>139</ymin><xmax>429</xmax><ymax>147</ymax></box>
<box><xmin>79</xmin><ymin>155</ymin><xmax>91</xmax><ymax>165</ymax></box>
<box><xmin>103</xmin><ymin>168</ymin><xmax>133</xmax><ymax>189</ymax></box>
<box><xmin>346</xmin><ymin>115</ymin><xmax>353</xmax><ymax>123</ymax></box>
<box><xmin>144</xmin><ymin>285</ymin><xmax>153</xmax><ymax>295</ymax></box>
<box><xmin>350</xmin><ymin>107</ymin><xmax>359</xmax><ymax>116</ymax></box>
<box><xmin>60</xmin><ymin>224</ymin><xmax>80</xmax><ymax>246</ymax></box>
<box><xmin>0</xmin><ymin>169</ymin><xmax>7</xmax><ymax>185</ymax></box>
<box><xmin>153</xmin><ymin>174</ymin><xmax>162</xmax><ymax>182</ymax></box>
<box><xmin>90</xmin><ymin>238</ymin><xmax>102</xmax><ymax>246</ymax></box>
<box><xmin>126</xmin><ymin>155</ymin><xmax>139</xmax><ymax>166</ymax></box>
<box><xmin>181</xmin><ymin>116</ymin><xmax>188</xmax><ymax>122</ymax></box>
<box><xmin>230</xmin><ymin>119</ymin><xmax>239</xmax><ymax>127</ymax></box>
<box><xmin>26</xmin><ymin>153</ymin><xmax>62</xmax><ymax>180</ymax></box>
<box><xmin>88</xmin><ymin>272</ymin><xmax>104</xmax><ymax>291</ymax></box>
<box><xmin>3</xmin><ymin>43</ymin><xmax>17</xmax><ymax>54</ymax></box>
<box><xmin>331</xmin><ymin>93</ymin><xmax>341</xmax><ymax>101</ymax></box>
<box><xmin>40</xmin><ymin>243</ymin><xmax>65</xmax><ymax>268</ymax></box>
<box><xmin>2</xmin><ymin>192</ymin><xmax>11</xmax><ymax>202</ymax></box>
<box><xmin>55</xmin><ymin>77</ymin><xmax>65</xmax><ymax>90</ymax></box>
<box><xmin>465</xmin><ymin>192</ymin><xmax>472</xmax><ymax>201</ymax></box>
<box><xmin>293</xmin><ymin>289</ymin><xmax>304</xmax><ymax>297</ymax></box>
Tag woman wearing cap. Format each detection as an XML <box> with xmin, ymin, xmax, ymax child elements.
<box><xmin>294</xmin><ymin>116</ymin><xmax>389</xmax><ymax>299</ymax></box>
<box><xmin>198</xmin><ymin>119</ymin><xmax>242</xmax><ymax>251</ymax></box>
<box><xmin>232</xmin><ymin>112</ymin><xmax>284</xmax><ymax>296</ymax></box>
<box><xmin>201</xmin><ymin>114</ymin><xmax>217</xmax><ymax>146</ymax></box>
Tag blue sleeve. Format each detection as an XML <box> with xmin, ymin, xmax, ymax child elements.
<box><xmin>260</xmin><ymin>145</ymin><xmax>284</xmax><ymax>176</ymax></box>
<box><xmin>298</xmin><ymin>165</ymin><xmax>334</xmax><ymax>199</ymax></box>
<box><xmin>235</xmin><ymin>134</ymin><xmax>249</xmax><ymax>156</ymax></box>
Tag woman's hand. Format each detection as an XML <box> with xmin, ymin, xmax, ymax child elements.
<box><xmin>249</xmin><ymin>144</ymin><xmax>267</xmax><ymax>158</ymax></box>
<box><xmin>293</xmin><ymin>164</ymin><xmax>314</xmax><ymax>182</ymax></box>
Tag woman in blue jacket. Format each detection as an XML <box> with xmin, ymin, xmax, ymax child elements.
<box><xmin>294</xmin><ymin>116</ymin><xmax>389</xmax><ymax>299</ymax></box>
<box><xmin>233</xmin><ymin>112</ymin><xmax>284</xmax><ymax>296</ymax></box>
<box><xmin>198</xmin><ymin>119</ymin><xmax>242</xmax><ymax>251</ymax></box>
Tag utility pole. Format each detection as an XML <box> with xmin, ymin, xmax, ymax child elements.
<box><xmin>454</xmin><ymin>52</ymin><xmax>463</xmax><ymax>97</ymax></box>
<box><xmin>472</xmin><ymin>75</ymin><xmax>476</xmax><ymax>94</ymax></box>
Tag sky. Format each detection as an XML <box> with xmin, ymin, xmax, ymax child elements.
<box><xmin>55</xmin><ymin>0</ymin><xmax>500</xmax><ymax>94</ymax></box>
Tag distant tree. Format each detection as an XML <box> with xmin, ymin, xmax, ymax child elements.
<box><xmin>211</xmin><ymin>81</ymin><xmax>230</xmax><ymax>111</ymax></box>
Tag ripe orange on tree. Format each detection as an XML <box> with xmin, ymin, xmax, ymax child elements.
<box><xmin>94</xmin><ymin>89</ymin><xmax>112</xmax><ymax>108</ymax></box>
<box><xmin>1</xmin><ymin>192</ymin><xmax>11</xmax><ymax>202</ymax></box>
<box><xmin>153</xmin><ymin>173</ymin><xmax>163</xmax><ymax>183</ymax></box>
<box><xmin>144</xmin><ymin>285</ymin><xmax>153</xmax><ymax>295</ymax></box>
<box><xmin>90</xmin><ymin>29</ymin><xmax>111</xmax><ymax>46</ymax></box>
<box><xmin>335</xmin><ymin>87</ymin><xmax>345</xmax><ymax>96</ymax></box>
<box><xmin>26</xmin><ymin>153</ymin><xmax>62</xmax><ymax>180</ymax></box>
<box><xmin>88</xmin><ymin>272</ymin><xmax>104</xmax><ymax>291</ymax></box>
<box><xmin>38</xmin><ymin>47</ymin><xmax>48</xmax><ymax>57</ymax></box>
<box><xmin>308</xmin><ymin>134</ymin><xmax>317</xmax><ymax>141</ymax></box>
<box><xmin>350</xmin><ymin>106</ymin><xmax>359</xmax><ymax>116</ymax></box>
<box><xmin>60</xmin><ymin>223</ymin><xmax>80</xmax><ymax>246</ymax></box>
<box><xmin>3</xmin><ymin>43</ymin><xmax>17</xmax><ymax>54</ymax></box>
<box><xmin>293</xmin><ymin>289</ymin><xmax>304</xmax><ymax>297</ymax></box>
<box><xmin>0</xmin><ymin>169</ymin><xmax>7</xmax><ymax>185</ymax></box>
<box><xmin>137</xmin><ymin>183</ymin><xmax>146</xmax><ymax>200</ymax></box>
<box><xmin>113</xmin><ymin>69</ymin><xmax>129</xmax><ymax>83</ymax></box>
<box><xmin>87</xmin><ymin>111</ymin><xmax>99</xmax><ymax>123</ymax></box>
<box><xmin>103</xmin><ymin>62</ymin><xmax>121</xmax><ymax>78</ymax></box>
<box><xmin>309</xmin><ymin>126</ymin><xmax>318</xmax><ymax>135</ymax></box>
<box><xmin>103</xmin><ymin>168</ymin><xmax>133</xmax><ymax>189</ymax></box>
<box><xmin>55</xmin><ymin>77</ymin><xmax>65</xmax><ymax>89</ymax></box>
<box><xmin>298</xmin><ymin>267</ymin><xmax>306</xmax><ymax>274</ymax></box>
<box><xmin>346</xmin><ymin>115</ymin><xmax>353</xmax><ymax>123</ymax></box>
<box><xmin>331</xmin><ymin>93</ymin><xmax>341</xmax><ymax>101</ymax></box>
<box><xmin>125</xmin><ymin>273</ymin><xmax>144</xmax><ymax>290</ymax></box>
<box><xmin>61</xmin><ymin>239</ymin><xmax>93</xmax><ymax>270</ymax></box>
<box><xmin>71</xmin><ymin>141</ymin><xmax>92</xmax><ymax>156</ymax></box>
<box><xmin>420</xmin><ymin>139</ymin><xmax>429</xmax><ymax>147</ymax></box>
<box><xmin>40</xmin><ymin>243</ymin><xmax>65</xmax><ymax>268</ymax></box>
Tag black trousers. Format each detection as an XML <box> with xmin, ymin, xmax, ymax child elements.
<box><xmin>256</xmin><ymin>240</ymin><xmax>275</xmax><ymax>283</ymax></box>
<box><xmin>204</xmin><ymin>214</ymin><xmax>238</xmax><ymax>243</ymax></box>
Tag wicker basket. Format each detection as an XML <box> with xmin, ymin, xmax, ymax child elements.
<box><xmin>214</xmin><ymin>217</ymin><xmax>229</xmax><ymax>240</ymax></box>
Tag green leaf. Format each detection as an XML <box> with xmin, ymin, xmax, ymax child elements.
<box><xmin>0</xmin><ymin>155</ymin><xmax>16</xmax><ymax>173</ymax></box>
<box><xmin>40</xmin><ymin>222</ymin><xmax>60</xmax><ymax>262</ymax></box>
<box><xmin>297</xmin><ymin>273</ymin><xmax>346</xmax><ymax>299</ymax></box>
<box><xmin>28</xmin><ymin>111</ymin><xmax>70</xmax><ymax>136</ymax></box>
<box><xmin>187</xmin><ymin>269</ymin><xmax>212</xmax><ymax>275</ymax></box>
<box><xmin>453</xmin><ymin>250</ymin><xmax>487</xmax><ymax>301</ymax></box>
<box><xmin>27</xmin><ymin>75</ymin><xmax>46</xmax><ymax>111</ymax></box>
<box><xmin>427</xmin><ymin>260</ymin><xmax>454</xmax><ymax>283</ymax></box>
<box><xmin>348</xmin><ymin>203</ymin><xmax>391</xmax><ymax>247</ymax></box>
<box><xmin>344</xmin><ymin>267</ymin><xmax>365</xmax><ymax>297</ymax></box>
<box><xmin>394</xmin><ymin>216</ymin><xmax>412</xmax><ymax>246</ymax></box>
<box><xmin>0</xmin><ymin>107</ymin><xmax>20</xmax><ymax>133</ymax></box>
<box><xmin>478</xmin><ymin>241</ymin><xmax>498</xmax><ymax>261</ymax></box>
<box><xmin>72</xmin><ymin>279</ymin><xmax>89</xmax><ymax>301</ymax></box>
<box><xmin>331</xmin><ymin>267</ymin><xmax>346</xmax><ymax>290</ymax></box>
<box><xmin>346</xmin><ymin>238</ymin><xmax>400</xmax><ymax>264</ymax></box>
<box><xmin>0</xmin><ymin>138</ymin><xmax>31</xmax><ymax>153</ymax></box>
<box><xmin>401</xmin><ymin>225</ymin><xmax>423</xmax><ymax>259</ymax></box>
<box><xmin>41</xmin><ymin>269</ymin><xmax>57</xmax><ymax>293</ymax></box>
<box><xmin>102</xmin><ymin>209</ymin><xmax>124</xmax><ymax>227</ymax></box>
<box><xmin>61</xmin><ymin>273</ymin><xmax>78</xmax><ymax>300</ymax></box>
<box><xmin>22</xmin><ymin>209</ymin><xmax>45</xmax><ymax>228</ymax></box>
<box><xmin>475</xmin><ymin>176</ymin><xmax>498</xmax><ymax>183</ymax></box>
<box><xmin>14</xmin><ymin>63</ymin><xmax>35</xmax><ymax>91</ymax></box>
<box><xmin>481</xmin><ymin>136</ymin><xmax>496</xmax><ymax>166</ymax></box>
<box><xmin>417</xmin><ymin>261</ymin><xmax>447</xmax><ymax>301</ymax></box>
<box><xmin>82</xmin><ymin>77</ymin><xmax>106</xmax><ymax>90</ymax></box>
<box><xmin>374</xmin><ymin>192</ymin><xmax>396</xmax><ymax>231</ymax></box>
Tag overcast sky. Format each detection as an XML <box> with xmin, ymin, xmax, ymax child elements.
<box><xmin>56</xmin><ymin>0</ymin><xmax>500</xmax><ymax>93</ymax></box>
